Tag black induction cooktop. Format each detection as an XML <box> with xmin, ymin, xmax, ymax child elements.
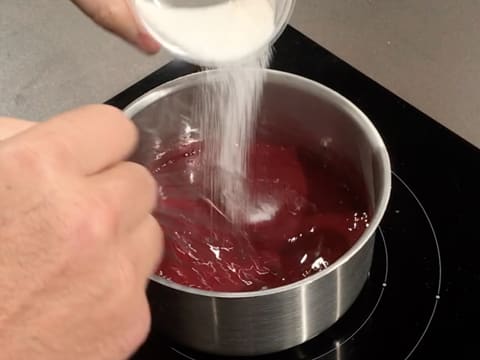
<box><xmin>107</xmin><ymin>26</ymin><xmax>480</xmax><ymax>360</ymax></box>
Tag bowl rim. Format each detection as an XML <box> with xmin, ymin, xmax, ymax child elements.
<box><xmin>124</xmin><ymin>68</ymin><xmax>392</xmax><ymax>299</ymax></box>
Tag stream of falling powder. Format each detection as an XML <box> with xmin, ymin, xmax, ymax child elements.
<box><xmin>196</xmin><ymin>49</ymin><xmax>272</xmax><ymax>226</ymax></box>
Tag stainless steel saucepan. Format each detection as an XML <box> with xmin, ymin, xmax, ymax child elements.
<box><xmin>124</xmin><ymin>69</ymin><xmax>391</xmax><ymax>356</ymax></box>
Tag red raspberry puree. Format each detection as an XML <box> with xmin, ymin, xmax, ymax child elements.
<box><xmin>150</xmin><ymin>141</ymin><xmax>370</xmax><ymax>292</ymax></box>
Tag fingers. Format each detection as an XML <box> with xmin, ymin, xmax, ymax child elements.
<box><xmin>10</xmin><ymin>105</ymin><xmax>138</xmax><ymax>175</ymax></box>
<box><xmin>71</xmin><ymin>0</ymin><xmax>160</xmax><ymax>54</ymax></box>
<box><xmin>88</xmin><ymin>161</ymin><xmax>158</xmax><ymax>232</ymax></box>
<box><xmin>0</xmin><ymin>117</ymin><xmax>35</xmax><ymax>141</ymax></box>
<box><xmin>125</xmin><ymin>214</ymin><xmax>164</xmax><ymax>283</ymax></box>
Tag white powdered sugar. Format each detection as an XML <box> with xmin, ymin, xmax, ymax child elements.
<box><xmin>199</xmin><ymin>51</ymin><xmax>271</xmax><ymax>224</ymax></box>
<box><xmin>135</xmin><ymin>0</ymin><xmax>275</xmax><ymax>224</ymax></box>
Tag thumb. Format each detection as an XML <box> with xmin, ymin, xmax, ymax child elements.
<box><xmin>71</xmin><ymin>0</ymin><xmax>161</xmax><ymax>54</ymax></box>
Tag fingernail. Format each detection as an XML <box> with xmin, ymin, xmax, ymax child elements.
<box><xmin>137</xmin><ymin>31</ymin><xmax>161</xmax><ymax>54</ymax></box>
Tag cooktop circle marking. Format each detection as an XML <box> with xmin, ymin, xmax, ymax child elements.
<box><xmin>391</xmin><ymin>172</ymin><xmax>442</xmax><ymax>360</ymax></box>
<box><xmin>171</xmin><ymin>347</ymin><xmax>196</xmax><ymax>360</ymax></box>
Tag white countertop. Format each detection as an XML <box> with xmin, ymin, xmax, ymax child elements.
<box><xmin>1</xmin><ymin>0</ymin><xmax>479</xmax><ymax>147</ymax></box>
